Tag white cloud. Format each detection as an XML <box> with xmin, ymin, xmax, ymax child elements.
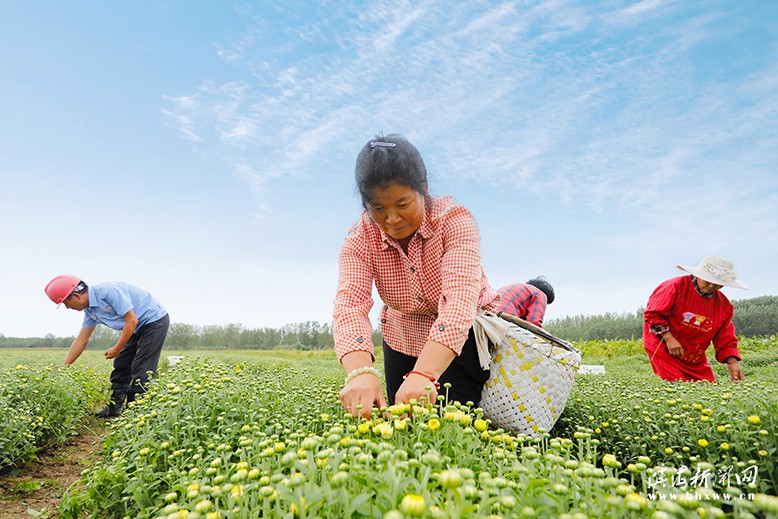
<box><xmin>618</xmin><ymin>0</ymin><xmax>675</xmax><ymax>19</ymax></box>
<box><xmin>155</xmin><ymin>0</ymin><xmax>777</xmax><ymax>317</ymax></box>
<box><xmin>161</xmin><ymin>94</ymin><xmax>203</xmax><ymax>142</ymax></box>
<box><xmin>160</xmin><ymin>1</ymin><xmax>776</xmax><ymax>212</ymax></box>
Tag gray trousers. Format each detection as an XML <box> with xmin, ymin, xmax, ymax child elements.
<box><xmin>109</xmin><ymin>314</ymin><xmax>169</xmax><ymax>395</ymax></box>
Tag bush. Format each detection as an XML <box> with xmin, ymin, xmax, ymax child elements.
<box><xmin>0</xmin><ymin>364</ymin><xmax>106</xmax><ymax>473</ymax></box>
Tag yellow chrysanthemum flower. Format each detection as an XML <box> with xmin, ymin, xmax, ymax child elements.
<box><xmin>400</xmin><ymin>494</ymin><xmax>426</xmax><ymax>517</ymax></box>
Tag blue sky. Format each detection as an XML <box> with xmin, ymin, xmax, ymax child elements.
<box><xmin>2</xmin><ymin>1</ymin><xmax>776</xmax><ymax>338</ymax></box>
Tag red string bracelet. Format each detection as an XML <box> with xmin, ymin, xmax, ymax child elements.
<box><xmin>403</xmin><ymin>370</ymin><xmax>440</xmax><ymax>390</ymax></box>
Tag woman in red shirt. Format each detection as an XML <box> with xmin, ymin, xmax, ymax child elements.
<box><xmin>643</xmin><ymin>256</ymin><xmax>748</xmax><ymax>382</ymax></box>
<box><xmin>333</xmin><ymin>134</ymin><xmax>499</xmax><ymax>418</ymax></box>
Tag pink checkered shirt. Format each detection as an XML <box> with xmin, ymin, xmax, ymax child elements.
<box><xmin>333</xmin><ymin>196</ymin><xmax>498</xmax><ymax>361</ymax></box>
<box><xmin>496</xmin><ymin>283</ymin><xmax>548</xmax><ymax>326</ymax></box>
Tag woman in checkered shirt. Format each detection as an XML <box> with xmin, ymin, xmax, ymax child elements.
<box><xmin>333</xmin><ymin>134</ymin><xmax>499</xmax><ymax>419</ymax></box>
<box><xmin>496</xmin><ymin>277</ymin><xmax>555</xmax><ymax>327</ymax></box>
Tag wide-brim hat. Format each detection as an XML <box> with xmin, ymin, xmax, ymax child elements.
<box><xmin>677</xmin><ymin>255</ymin><xmax>748</xmax><ymax>289</ymax></box>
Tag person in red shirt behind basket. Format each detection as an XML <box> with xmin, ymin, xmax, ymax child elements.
<box><xmin>643</xmin><ymin>255</ymin><xmax>748</xmax><ymax>382</ymax></box>
<box><xmin>333</xmin><ymin>133</ymin><xmax>499</xmax><ymax>418</ymax></box>
<box><xmin>496</xmin><ymin>276</ymin><xmax>555</xmax><ymax>327</ymax></box>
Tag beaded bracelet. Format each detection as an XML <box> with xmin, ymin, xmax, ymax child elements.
<box><xmin>403</xmin><ymin>370</ymin><xmax>440</xmax><ymax>390</ymax></box>
<box><xmin>344</xmin><ymin>366</ymin><xmax>381</xmax><ymax>386</ymax></box>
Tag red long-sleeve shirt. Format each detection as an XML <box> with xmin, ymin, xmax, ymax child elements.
<box><xmin>643</xmin><ymin>275</ymin><xmax>740</xmax><ymax>381</ymax></box>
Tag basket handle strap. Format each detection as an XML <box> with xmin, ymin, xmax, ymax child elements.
<box><xmin>496</xmin><ymin>312</ymin><xmax>579</xmax><ymax>353</ymax></box>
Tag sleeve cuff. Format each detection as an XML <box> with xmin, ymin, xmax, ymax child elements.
<box><xmin>427</xmin><ymin>320</ymin><xmax>469</xmax><ymax>356</ymax></box>
<box><xmin>334</xmin><ymin>334</ymin><xmax>375</xmax><ymax>362</ymax></box>
<box><xmin>649</xmin><ymin>324</ymin><xmax>669</xmax><ymax>336</ymax></box>
<box><xmin>716</xmin><ymin>348</ymin><xmax>741</xmax><ymax>364</ymax></box>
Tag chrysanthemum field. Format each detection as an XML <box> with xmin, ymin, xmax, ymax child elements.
<box><xmin>2</xmin><ymin>339</ymin><xmax>776</xmax><ymax>518</ymax></box>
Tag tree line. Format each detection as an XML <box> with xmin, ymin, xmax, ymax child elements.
<box><xmin>543</xmin><ymin>295</ymin><xmax>778</xmax><ymax>341</ymax></box>
<box><xmin>0</xmin><ymin>321</ymin><xmax>382</xmax><ymax>351</ymax></box>
<box><xmin>2</xmin><ymin>296</ymin><xmax>776</xmax><ymax>349</ymax></box>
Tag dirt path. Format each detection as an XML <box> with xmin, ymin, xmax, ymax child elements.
<box><xmin>0</xmin><ymin>418</ymin><xmax>106</xmax><ymax>518</ymax></box>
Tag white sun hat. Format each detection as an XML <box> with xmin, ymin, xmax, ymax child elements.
<box><xmin>677</xmin><ymin>255</ymin><xmax>748</xmax><ymax>289</ymax></box>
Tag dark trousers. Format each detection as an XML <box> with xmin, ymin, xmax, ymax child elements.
<box><xmin>383</xmin><ymin>328</ymin><xmax>490</xmax><ymax>406</ymax></box>
<box><xmin>110</xmin><ymin>314</ymin><xmax>170</xmax><ymax>395</ymax></box>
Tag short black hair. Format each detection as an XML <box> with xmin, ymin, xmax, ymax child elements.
<box><xmin>527</xmin><ymin>276</ymin><xmax>555</xmax><ymax>304</ymax></box>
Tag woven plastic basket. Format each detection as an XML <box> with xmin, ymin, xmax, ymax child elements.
<box><xmin>480</xmin><ymin>312</ymin><xmax>581</xmax><ymax>437</ymax></box>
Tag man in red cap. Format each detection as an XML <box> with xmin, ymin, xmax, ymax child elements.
<box><xmin>45</xmin><ymin>275</ymin><xmax>170</xmax><ymax>417</ymax></box>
